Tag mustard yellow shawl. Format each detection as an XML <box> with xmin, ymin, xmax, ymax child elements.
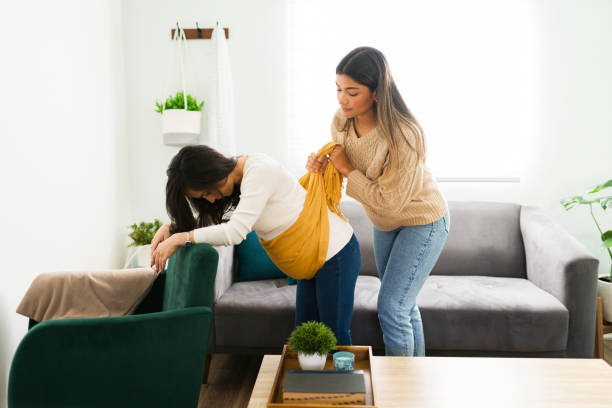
<box><xmin>259</xmin><ymin>142</ymin><xmax>347</xmax><ymax>280</ymax></box>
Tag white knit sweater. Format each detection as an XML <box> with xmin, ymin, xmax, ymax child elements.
<box><xmin>193</xmin><ymin>153</ymin><xmax>353</xmax><ymax>260</ymax></box>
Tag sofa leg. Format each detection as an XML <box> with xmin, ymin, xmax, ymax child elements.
<box><xmin>595</xmin><ymin>297</ymin><xmax>604</xmax><ymax>359</ymax></box>
<box><xmin>203</xmin><ymin>353</ymin><xmax>212</xmax><ymax>384</ymax></box>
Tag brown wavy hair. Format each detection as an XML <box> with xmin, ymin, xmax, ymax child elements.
<box><xmin>165</xmin><ymin>145</ymin><xmax>240</xmax><ymax>234</ymax></box>
<box><xmin>336</xmin><ymin>46</ymin><xmax>426</xmax><ymax>170</ymax></box>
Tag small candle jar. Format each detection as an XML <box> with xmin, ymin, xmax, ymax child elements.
<box><xmin>333</xmin><ymin>351</ymin><xmax>355</xmax><ymax>371</ymax></box>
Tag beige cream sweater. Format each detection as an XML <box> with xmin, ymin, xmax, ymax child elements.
<box><xmin>331</xmin><ymin>109</ymin><xmax>447</xmax><ymax>230</ymax></box>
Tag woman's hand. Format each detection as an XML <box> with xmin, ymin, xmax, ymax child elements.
<box><xmin>150</xmin><ymin>233</ymin><xmax>182</xmax><ymax>273</ymax></box>
<box><xmin>329</xmin><ymin>145</ymin><xmax>355</xmax><ymax>177</ymax></box>
<box><xmin>306</xmin><ymin>152</ymin><xmax>329</xmax><ymax>173</ymax></box>
<box><xmin>150</xmin><ymin>223</ymin><xmax>171</xmax><ymax>257</ymax></box>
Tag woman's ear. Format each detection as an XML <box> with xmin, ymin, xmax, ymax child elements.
<box><xmin>372</xmin><ymin>90</ymin><xmax>378</xmax><ymax>102</ymax></box>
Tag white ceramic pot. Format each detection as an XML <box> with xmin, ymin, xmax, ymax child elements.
<box><xmin>124</xmin><ymin>245</ymin><xmax>152</xmax><ymax>269</ymax></box>
<box><xmin>297</xmin><ymin>352</ymin><xmax>327</xmax><ymax>370</ymax></box>
<box><xmin>598</xmin><ymin>277</ymin><xmax>612</xmax><ymax>322</ymax></box>
<box><xmin>161</xmin><ymin>109</ymin><xmax>201</xmax><ymax>146</ymax></box>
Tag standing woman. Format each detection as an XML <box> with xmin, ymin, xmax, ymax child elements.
<box><xmin>307</xmin><ymin>47</ymin><xmax>449</xmax><ymax>356</ymax></box>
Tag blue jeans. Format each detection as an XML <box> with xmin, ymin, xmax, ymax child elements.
<box><xmin>295</xmin><ymin>234</ymin><xmax>361</xmax><ymax>345</ymax></box>
<box><xmin>374</xmin><ymin>212</ymin><xmax>450</xmax><ymax>356</ymax></box>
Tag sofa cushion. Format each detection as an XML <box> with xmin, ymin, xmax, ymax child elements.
<box><xmin>349</xmin><ymin>276</ymin><xmax>384</xmax><ymax>349</ymax></box>
<box><xmin>347</xmin><ymin>276</ymin><xmax>568</xmax><ymax>353</ymax></box>
<box><xmin>215</xmin><ymin>273</ymin><xmax>568</xmax><ymax>353</ymax></box>
<box><xmin>214</xmin><ymin>278</ymin><xmax>295</xmax><ymax>348</ymax></box>
<box><xmin>214</xmin><ymin>276</ymin><xmax>381</xmax><ymax>348</ymax></box>
<box><xmin>342</xmin><ymin>200</ymin><xmax>527</xmax><ymax>279</ymax></box>
<box><xmin>432</xmin><ymin>202</ymin><xmax>527</xmax><ymax>278</ymax></box>
<box><xmin>418</xmin><ymin>275</ymin><xmax>569</xmax><ymax>352</ymax></box>
<box><xmin>235</xmin><ymin>231</ymin><xmax>285</xmax><ymax>282</ymax></box>
<box><xmin>341</xmin><ymin>200</ymin><xmax>377</xmax><ymax>277</ymax></box>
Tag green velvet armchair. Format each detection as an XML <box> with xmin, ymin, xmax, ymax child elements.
<box><xmin>8</xmin><ymin>243</ymin><xmax>218</xmax><ymax>408</ymax></box>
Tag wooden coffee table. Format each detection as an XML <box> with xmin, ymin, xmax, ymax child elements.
<box><xmin>247</xmin><ymin>355</ymin><xmax>612</xmax><ymax>407</ymax></box>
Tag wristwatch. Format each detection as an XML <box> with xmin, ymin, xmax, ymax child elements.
<box><xmin>185</xmin><ymin>232</ymin><xmax>193</xmax><ymax>248</ymax></box>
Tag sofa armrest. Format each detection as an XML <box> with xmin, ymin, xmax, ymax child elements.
<box><xmin>213</xmin><ymin>245</ymin><xmax>235</xmax><ymax>303</ymax></box>
<box><xmin>9</xmin><ymin>307</ymin><xmax>212</xmax><ymax>408</ymax></box>
<box><xmin>520</xmin><ymin>206</ymin><xmax>599</xmax><ymax>357</ymax></box>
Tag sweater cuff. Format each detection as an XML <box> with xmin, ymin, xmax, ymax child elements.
<box><xmin>193</xmin><ymin>224</ymin><xmax>227</xmax><ymax>246</ymax></box>
<box><xmin>346</xmin><ymin>169</ymin><xmax>370</xmax><ymax>201</ymax></box>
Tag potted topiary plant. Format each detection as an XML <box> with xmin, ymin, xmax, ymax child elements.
<box><xmin>123</xmin><ymin>219</ymin><xmax>164</xmax><ymax>269</ymax></box>
<box><xmin>561</xmin><ymin>179</ymin><xmax>612</xmax><ymax>319</ymax></box>
<box><xmin>156</xmin><ymin>91</ymin><xmax>204</xmax><ymax>146</ymax></box>
<box><xmin>288</xmin><ymin>321</ymin><xmax>337</xmax><ymax>370</ymax></box>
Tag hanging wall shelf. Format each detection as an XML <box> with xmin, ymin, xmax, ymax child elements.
<box><xmin>170</xmin><ymin>25</ymin><xmax>229</xmax><ymax>40</ymax></box>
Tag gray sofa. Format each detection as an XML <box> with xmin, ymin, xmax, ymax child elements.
<box><xmin>208</xmin><ymin>201</ymin><xmax>599</xmax><ymax>358</ymax></box>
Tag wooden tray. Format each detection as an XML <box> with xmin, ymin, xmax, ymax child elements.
<box><xmin>267</xmin><ymin>345</ymin><xmax>378</xmax><ymax>408</ymax></box>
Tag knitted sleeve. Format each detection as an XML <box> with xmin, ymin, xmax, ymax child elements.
<box><xmin>345</xmin><ymin>139</ymin><xmax>424</xmax><ymax>217</ymax></box>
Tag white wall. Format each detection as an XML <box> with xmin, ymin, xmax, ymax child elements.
<box><xmin>438</xmin><ymin>0</ymin><xmax>612</xmax><ymax>275</ymax></box>
<box><xmin>286</xmin><ymin>0</ymin><xmax>537</xmax><ymax>180</ymax></box>
<box><xmin>0</xmin><ymin>1</ymin><xmax>128</xmax><ymax>406</ymax></box>
<box><xmin>122</xmin><ymin>0</ymin><xmax>288</xmax><ymax>225</ymax></box>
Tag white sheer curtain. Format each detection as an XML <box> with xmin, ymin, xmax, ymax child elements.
<box><xmin>207</xmin><ymin>20</ymin><xmax>236</xmax><ymax>157</ymax></box>
<box><xmin>287</xmin><ymin>0</ymin><xmax>536</xmax><ymax>180</ymax></box>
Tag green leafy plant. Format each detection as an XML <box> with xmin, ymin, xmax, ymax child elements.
<box><xmin>127</xmin><ymin>219</ymin><xmax>164</xmax><ymax>247</ymax></box>
<box><xmin>155</xmin><ymin>91</ymin><xmax>204</xmax><ymax>113</ymax></box>
<box><xmin>561</xmin><ymin>179</ymin><xmax>612</xmax><ymax>280</ymax></box>
<box><xmin>287</xmin><ymin>321</ymin><xmax>337</xmax><ymax>355</ymax></box>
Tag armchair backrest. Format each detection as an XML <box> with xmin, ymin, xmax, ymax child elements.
<box><xmin>163</xmin><ymin>243</ymin><xmax>219</xmax><ymax>311</ymax></box>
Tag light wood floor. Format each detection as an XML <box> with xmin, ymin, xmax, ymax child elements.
<box><xmin>199</xmin><ymin>338</ymin><xmax>612</xmax><ymax>407</ymax></box>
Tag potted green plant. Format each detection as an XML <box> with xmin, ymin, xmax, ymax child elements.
<box><xmin>561</xmin><ymin>179</ymin><xmax>612</xmax><ymax>319</ymax></box>
<box><xmin>288</xmin><ymin>321</ymin><xmax>337</xmax><ymax>370</ymax></box>
<box><xmin>123</xmin><ymin>219</ymin><xmax>164</xmax><ymax>269</ymax></box>
<box><xmin>155</xmin><ymin>91</ymin><xmax>204</xmax><ymax>146</ymax></box>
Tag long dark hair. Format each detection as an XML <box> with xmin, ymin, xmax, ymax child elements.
<box><xmin>336</xmin><ymin>46</ymin><xmax>426</xmax><ymax>168</ymax></box>
<box><xmin>166</xmin><ymin>145</ymin><xmax>241</xmax><ymax>234</ymax></box>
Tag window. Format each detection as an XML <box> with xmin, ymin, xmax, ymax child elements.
<box><xmin>287</xmin><ymin>0</ymin><xmax>535</xmax><ymax>181</ymax></box>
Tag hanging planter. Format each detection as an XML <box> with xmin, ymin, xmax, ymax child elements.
<box><xmin>156</xmin><ymin>91</ymin><xmax>204</xmax><ymax>146</ymax></box>
<box><xmin>156</xmin><ymin>26</ymin><xmax>204</xmax><ymax>146</ymax></box>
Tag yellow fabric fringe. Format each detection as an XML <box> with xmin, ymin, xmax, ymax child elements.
<box><xmin>259</xmin><ymin>142</ymin><xmax>347</xmax><ymax>280</ymax></box>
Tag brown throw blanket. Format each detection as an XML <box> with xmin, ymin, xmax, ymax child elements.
<box><xmin>17</xmin><ymin>268</ymin><xmax>158</xmax><ymax>322</ymax></box>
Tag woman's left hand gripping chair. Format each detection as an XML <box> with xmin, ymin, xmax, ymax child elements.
<box><xmin>8</xmin><ymin>243</ymin><xmax>218</xmax><ymax>408</ymax></box>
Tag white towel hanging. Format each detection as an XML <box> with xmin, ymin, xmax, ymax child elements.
<box><xmin>207</xmin><ymin>19</ymin><xmax>236</xmax><ymax>156</ymax></box>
